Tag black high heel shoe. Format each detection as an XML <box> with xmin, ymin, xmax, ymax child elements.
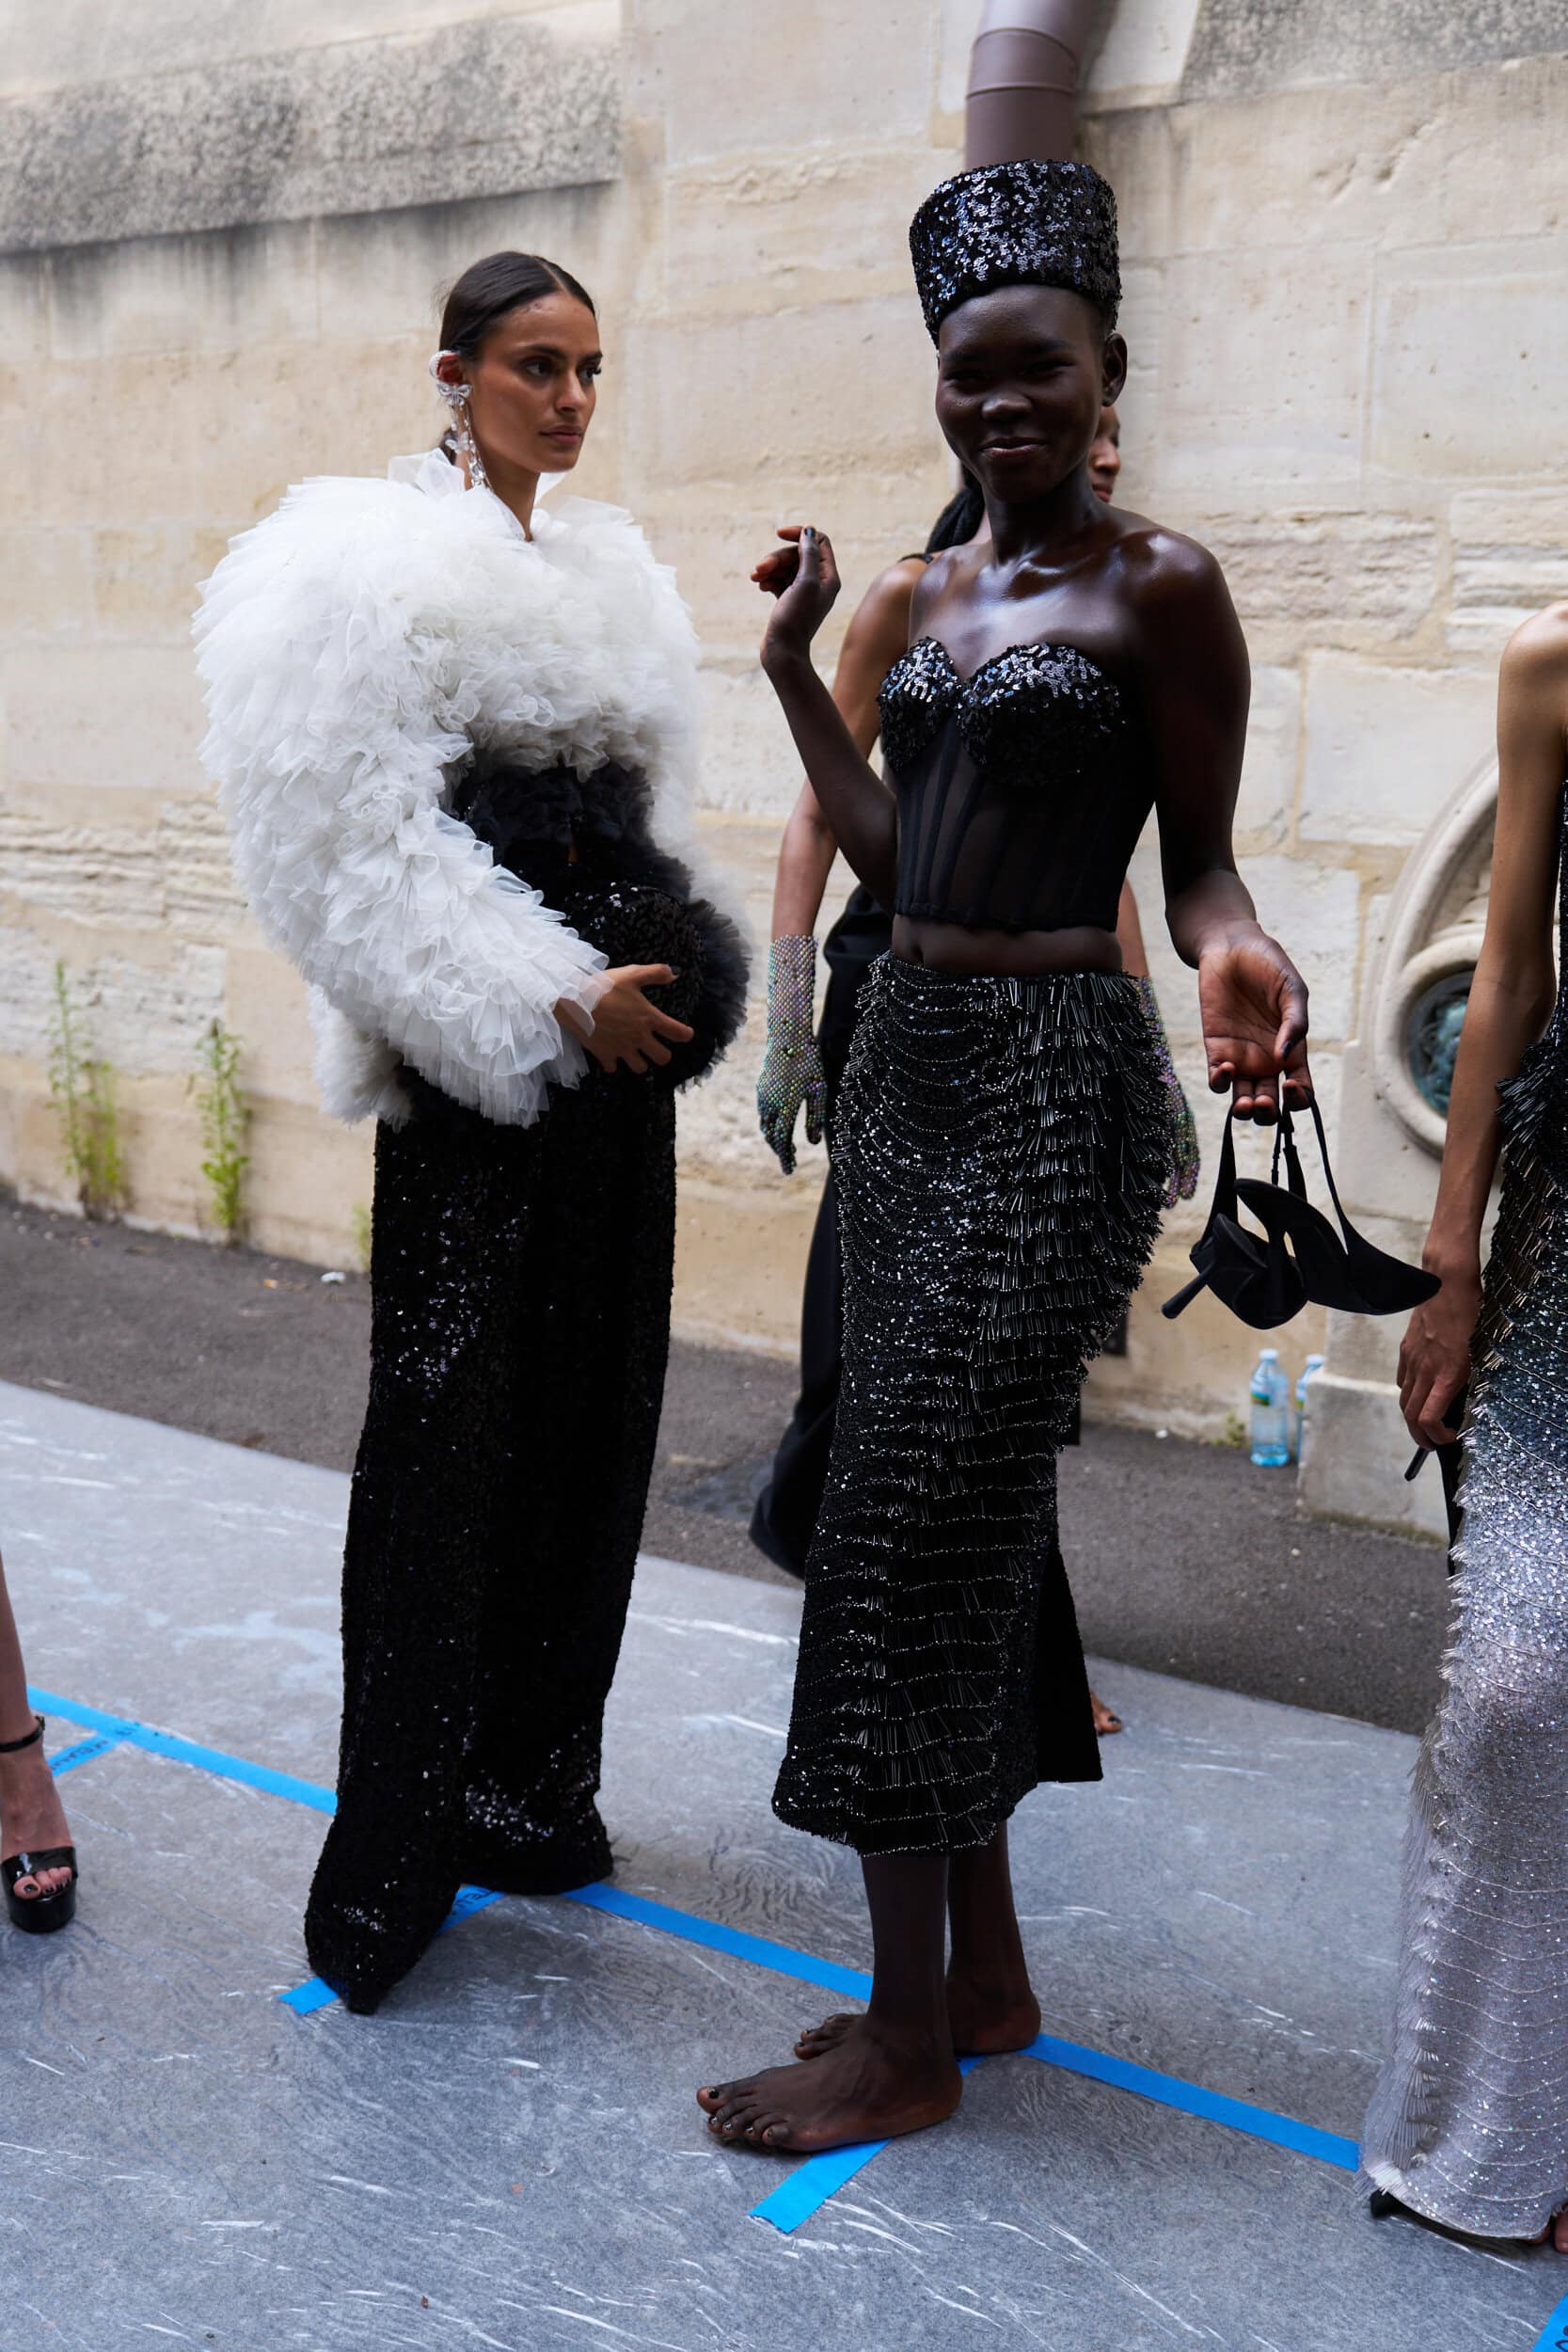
<box><xmin>1162</xmin><ymin>1107</ymin><xmax>1307</xmax><ymax>1330</ymax></box>
<box><xmin>1234</xmin><ymin>1098</ymin><xmax>1439</xmax><ymax>1317</ymax></box>
<box><xmin>1164</xmin><ymin>1100</ymin><xmax>1437</xmax><ymax>1331</ymax></box>
<box><xmin>1</xmin><ymin>1715</ymin><xmax>79</xmax><ymax>1935</ymax></box>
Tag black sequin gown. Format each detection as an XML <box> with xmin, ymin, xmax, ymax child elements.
<box><xmin>305</xmin><ymin>761</ymin><xmax>746</xmax><ymax>2011</ymax></box>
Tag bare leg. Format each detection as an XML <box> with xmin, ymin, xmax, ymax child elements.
<box><xmin>0</xmin><ymin>1549</ymin><xmax>72</xmax><ymax>1899</ymax></box>
<box><xmin>698</xmin><ymin>1851</ymin><xmax>961</xmax><ymax>2153</ymax></box>
<box><xmin>797</xmin><ymin>1824</ymin><xmax>1040</xmax><ymax>2061</ymax></box>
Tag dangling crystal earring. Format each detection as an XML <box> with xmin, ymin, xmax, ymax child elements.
<box><xmin>428</xmin><ymin>350</ymin><xmax>490</xmax><ymax>491</ymax></box>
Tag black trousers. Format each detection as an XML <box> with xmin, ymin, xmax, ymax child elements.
<box><xmin>751</xmin><ymin>889</ymin><xmax>888</xmax><ymax>1579</ymax></box>
<box><xmin>304</xmin><ymin>1070</ymin><xmax>675</xmax><ymax>2010</ymax></box>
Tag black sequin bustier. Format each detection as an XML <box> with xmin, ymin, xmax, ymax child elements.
<box><xmin>879</xmin><ymin>636</ymin><xmax>1148</xmax><ymax>937</ymax></box>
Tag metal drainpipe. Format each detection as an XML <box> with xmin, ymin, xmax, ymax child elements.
<box><xmin>965</xmin><ymin>0</ymin><xmax>1103</xmax><ymax>167</ymax></box>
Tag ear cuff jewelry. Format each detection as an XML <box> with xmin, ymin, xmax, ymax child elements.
<box><xmin>428</xmin><ymin>351</ymin><xmax>490</xmax><ymax>490</ymax></box>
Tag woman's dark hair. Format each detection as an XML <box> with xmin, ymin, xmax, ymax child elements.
<box><xmin>438</xmin><ymin>251</ymin><xmax>596</xmax><ymax>357</ymax></box>
<box><xmin>925</xmin><ymin>470</ymin><xmax>985</xmax><ymax>554</ymax></box>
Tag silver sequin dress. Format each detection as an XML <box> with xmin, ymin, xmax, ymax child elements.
<box><xmin>1362</xmin><ymin>784</ymin><xmax>1568</xmax><ymax>2239</ymax></box>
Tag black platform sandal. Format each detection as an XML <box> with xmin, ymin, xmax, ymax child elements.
<box><xmin>1</xmin><ymin>1715</ymin><xmax>79</xmax><ymax>1935</ymax></box>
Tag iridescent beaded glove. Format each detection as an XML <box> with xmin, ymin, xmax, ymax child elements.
<box><xmin>1134</xmin><ymin>974</ymin><xmax>1201</xmax><ymax>1208</ymax></box>
<box><xmin>757</xmin><ymin>935</ymin><xmax>826</xmax><ymax>1175</ymax></box>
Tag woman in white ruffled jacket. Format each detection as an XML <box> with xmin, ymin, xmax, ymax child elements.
<box><xmin>197</xmin><ymin>251</ymin><xmax>748</xmax><ymax>2012</ymax></box>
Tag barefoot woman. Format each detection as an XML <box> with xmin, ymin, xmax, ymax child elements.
<box><xmin>698</xmin><ymin>161</ymin><xmax>1310</xmax><ymax>2155</ymax></box>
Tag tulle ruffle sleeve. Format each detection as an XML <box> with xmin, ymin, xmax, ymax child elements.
<box><xmin>194</xmin><ymin>477</ymin><xmax>609</xmax><ymax>1128</ymax></box>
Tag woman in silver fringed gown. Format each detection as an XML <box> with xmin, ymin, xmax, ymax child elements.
<box><xmin>1364</xmin><ymin>596</ymin><xmax>1568</xmax><ymax>2248</ymax></box>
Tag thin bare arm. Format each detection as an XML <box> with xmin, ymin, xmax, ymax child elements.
<box><xmin>1139</xmin><ymin>533</ymin><xmax>1310</xmax><ymax>1120</ymax></box>
<box><xmin>755</xmin><ymin>529</ymin><xmax>898</xmax><ymax>907</ymax></box>
<box><xmin>770</xmin><ymin>559</ymin><xmax>925</xmax><ymax>938</ymax></box>
<box><xmin>1116</xmin><ymin>878</ymin><xmax>1148</xmax><ymax>979</ymax></box>
<box><xmin>1400</xmin><ymin>606</ymin><xmax>1568</xmax><ymax>1448</ymax></box>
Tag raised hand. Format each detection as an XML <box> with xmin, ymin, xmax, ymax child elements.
<box><xmin>753</xmin><ymin>527</ymin><xmax>842</xmax><ymax>672</ymax></box>
<box><xmin>1196</xmin><ymin>929</ymin><xmax>1311</xmax><ymax>1121</ymax></box>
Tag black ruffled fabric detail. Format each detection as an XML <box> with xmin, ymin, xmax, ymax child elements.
<box><xmin>449</xmin><ymin>755</ymin><xmax>748</xmax><ymax>1089</ymax></box>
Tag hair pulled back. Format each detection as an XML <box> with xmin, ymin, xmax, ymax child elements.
<box><xmin>925</xmin><ymin>471</ymin><xmax>985</xmax><ymax>554</ymax></box>
<box><xmin>438</xmin><ymin>251</ymin><xmax>596</xmax><ymax>357</ymax></box>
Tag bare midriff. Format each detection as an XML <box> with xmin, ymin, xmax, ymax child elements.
<box><xmin>891</xmin><ymin>914</ymin><xmax>1122</xmax><ymax>977</ymax></box>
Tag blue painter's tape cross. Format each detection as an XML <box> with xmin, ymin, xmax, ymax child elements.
<box><xmin>24</xmin><ymin>1686</ymin><xmax>1439</xmax><ymax>2265</ymax></box>
<box><xmin>49</xmin><ymin>1732</ymin><xmax>122</xmax><ymax>1777</ymax></box>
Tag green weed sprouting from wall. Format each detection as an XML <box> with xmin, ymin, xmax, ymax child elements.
<box><xmin>46</xmin><ymin>961</ymin><xmax>126</xmax><ymax>1220</ymax></box>
<box><xmin>193</xmin><ymin>1020</ymin><xmax>249</xmax><ymax>1246</ymax></box>
<box><xmin>350</xmin><ymin>1202</ymin><xmax>372</xmax><ymax>1276</ymax></box>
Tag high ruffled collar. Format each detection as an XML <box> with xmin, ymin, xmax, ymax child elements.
<box><xmin>386</xmin><ymin>446</ymin><xmax>567</xmax><ymax>544</ymax></box>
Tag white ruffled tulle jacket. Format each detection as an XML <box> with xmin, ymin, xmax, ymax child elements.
<box><xmin>195</xmin><ymin>449</ymin><xmax>744</xmax><ymax>1129</ymax></box>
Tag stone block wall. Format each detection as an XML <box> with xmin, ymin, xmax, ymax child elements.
<box><xmin>2</xmin><ymin>2</ymin><xmax>1565</xmax><ymax>1514</ymax></box>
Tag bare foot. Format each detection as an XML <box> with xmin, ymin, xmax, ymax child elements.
<box><xmin>0</xmin><ymin>1728</ymin><xmax>74</xmax><ymax>1899</ymax></box>
<box><xmin>699</xmin><ymin>2016</ymin><xmax>961</xmax><ymax>2152</ymax></box>
<box><xmin>796</xmin><ymin>1969</ymin><xmax>1040</xmax><ymax>2062</ymax></box>
<box><xmin>1090</xmin><ymin>1687</ymin><xmax>1123</xmax><ymax>1736</ymax></box>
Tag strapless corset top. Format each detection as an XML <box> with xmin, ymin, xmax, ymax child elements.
<box><xmin>878</xmin><ymin>636</ymin><xmax>1149</xmax><ymax>937</ymax></box>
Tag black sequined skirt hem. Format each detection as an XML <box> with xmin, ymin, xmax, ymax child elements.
<box><xmin>772</xmin><ymin>958</ymin><xmax>1170</xmax><ymax>1856</ymax></box>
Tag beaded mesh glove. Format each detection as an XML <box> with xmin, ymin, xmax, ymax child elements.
<box><xmin>1133</xmin><ymin>974</ymin><xmax>1201</xmax><ymax>1208</ymax></box>
<box><xmin>757</xmin><ymin>935</ymin><xmax>826</xmax><ymax>1175</ymax></box>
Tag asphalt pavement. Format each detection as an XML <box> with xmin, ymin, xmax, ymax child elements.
<box><xmin>0</xmin><ymin>1190</ymin><xmax>1449</xmax><ymax>1736</ymax></box>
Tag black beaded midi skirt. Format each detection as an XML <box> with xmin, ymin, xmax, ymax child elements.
<box><xmin>772</xmin><ymin>958</ymin><xmax>1170</xmax><ymax>1856</ymax></box>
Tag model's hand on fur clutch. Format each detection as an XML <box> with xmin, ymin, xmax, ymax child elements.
<box><xmin>559</xmin><ymin>967</ymin><xmax>694</xmax><ymax>1077</ymax></box>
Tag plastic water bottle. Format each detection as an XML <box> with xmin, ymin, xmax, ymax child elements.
<box><xmin>1248</xmin><ymin>1348</ymin><xmax>1290</xmax><ymax>1468</ymax></box>
<box><xmin>1292</xmin><ymin>1353</ymin><xmax>1326</xmax><ymax>1462</ymax></box>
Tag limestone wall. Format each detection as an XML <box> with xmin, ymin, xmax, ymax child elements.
<box><xmin>2</xmin><ymin>2</ymin><xmax>1565</xmax><ymax>1509</ymax></box>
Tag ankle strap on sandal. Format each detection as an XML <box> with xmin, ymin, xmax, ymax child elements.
<box><xmin>0</xmin><ymin>1714</ymin><xmax>44</xmax><ymax>1755</ymax></box>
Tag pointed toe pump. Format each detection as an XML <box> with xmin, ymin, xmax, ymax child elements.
<box><xmin>2</xmin><ymin>1716</ymin><xmax>79</xmax><ymax>1936</ymax></box>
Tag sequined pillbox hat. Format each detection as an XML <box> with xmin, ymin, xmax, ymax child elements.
<box><xmin>910</xmin><ymin>158</ymin><xmax>1120</xmax><ymax>342</ymax></box>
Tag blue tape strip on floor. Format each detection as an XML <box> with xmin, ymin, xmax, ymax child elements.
<box><xmin>49</xmin><ymin>1732</ymin><xmax>122</xmax><ymax>1777</ymax></box>
<box><xmin>27</xmin><ymin>1687</ymin><xmax>337</xmax><ymax>1815</ymax></box>
<box><xmin>32</xmin><ymin>1681</ymin><xmax>1367</xmax><ymax>2226</ymax></box>
<box><xmin>751</xmin><ymin>2057</ymin><xmax>984</xmax><ymax>2233</ymax></box>
<box><xmin>563</xmin><ymin>1883</ymin><xmax>874</xmax><ymax>2001</ymax></box>
<box><xmin>1025</xmin><ymin>2030</ymin><xmax>1360</xmax><ymax>2173</ymax></box>
<box><xmin>1534</xmin><ymin>2293</ymin><xmax>1568</xmax><ymax>2352</ymax></box>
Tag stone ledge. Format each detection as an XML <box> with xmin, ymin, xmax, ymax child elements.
<box><xmin>1183</xmin><ymin>1</ymin><xmax>1567</xmax><ymax>101</ymax></box>
<box><xmin>0</xmin><ymin>13</ymin><xmax>619</xmax><ymax>255</ymax></box>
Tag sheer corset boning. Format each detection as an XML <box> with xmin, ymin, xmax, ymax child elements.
<box><xmin>879</xmin><ymin>639</ymin><xmax>1148</xmax><ymax>936</ymax></box>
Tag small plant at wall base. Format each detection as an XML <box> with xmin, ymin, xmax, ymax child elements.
<box><xmin>46</xmin><ymin>961</ymin><xmax>127</xmax><ymax>1220</ymax></box>
<box><xmin>351</xmin><ymin>1202</ymin><xmax>372</xmax><ymax>1276</ymax></box>
<box><xmin>193</xmin><ymin>1020</ymin><xmax>250</xmax><ymax>1247</ymax></box>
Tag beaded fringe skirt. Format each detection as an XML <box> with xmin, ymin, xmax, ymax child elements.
<box><xmin>772</xmin><ymin>958</ymin><xmax>1169</xmax><ymax>1855</ymax></box>
<box><xmin>1361</xmin><ymin>1117</ymin><xmax>1568</xmax><ymax>2237</ymax></box>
